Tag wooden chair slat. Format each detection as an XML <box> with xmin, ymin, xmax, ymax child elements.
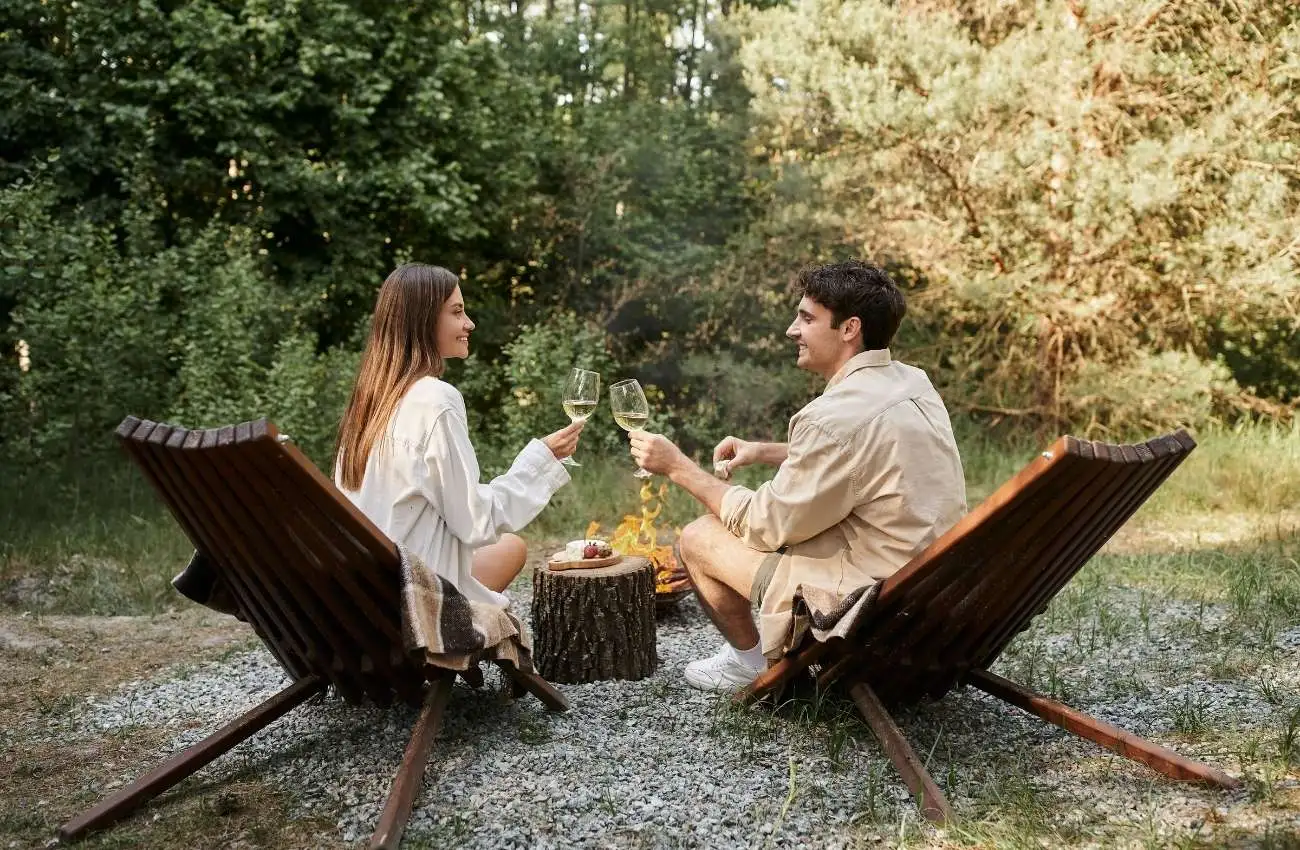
<box><xmin>970</xmin><ymin>444</ymin><xmax>1186</xmax><ymax>669</ymax></box>
<box><xmin>866</xmin><ymin>456</ymin><xmax>1089</xmax><ymax>651</ymax></box>
<box><xmin>873</xmin><ymin>437</ymin><xmax>1072</xmax><ymax>610</ymax></box>
<box><xmin>122</xmin><ymin>424</ymin><xmax>309</xmax><ymax>680</ymax></box>
<box><xmin>814</xmin><ymin>431</ymin><xmax>1197</xmax><ymax>703</ymax></box>
<box><xmin>954</xmin><ymin>448</ymin><xmax>1152</xmax><ymax>659</ymax></box>
<box><xmin>235</xmin><ymin>425</ymin><xmax>413</xmax><ymax>675</ymax></box>
<box><xmin>270</xmin><ymin>437</ymin><xmax>408</xmax><ymax>603</ymax></box>
<box><xmin>227</xmin><ymin>422</ymin><xmax>406</xmax><ymax>622</ymax></box>
<box><xmin>865</xmin><ymin>453</ymin><xmax>1098</xmax><ymax>655</ymax></box>
<box><xmin>214</xmin><ymin>436</ymin><xmax>421</xmax><ymax>704</ymax></box>
<box><xmin>114</xmin><ymin>414</ymin><xmax>538</xmax><ymax>708</ymax></box>
<box><xmin>206</xmin><ymin>439</ymin><xmax>390</xmax><ymax>700</ymax></box>
<box><xmin>183</xmin><ymin>429</ymin><xmax>369</xmax><ymax>703</ymax></box>
<box><xmin>178</xmin><ymin>427</ymin><xmax>336</xmax><ymax>680</ymax></box>
<box><xmin>257</xmin><ymin>422</ymin><xmax>399</xmax><ymax>561</ymax></box>
<box><xmin>185</xmin><ymin>425</ymin><xmax>330</xmax><ymax>667</ymax></box>
<box><xmin>115</xmin><ymin>415</ymin><xmax>142</xmax><ymax>441</ymax></box>
<box><xmin>239</xmin><ymin>437</ymin><xmax>404</xmax><ymax>647</ymax></box>
<box><xmin>185</xmin><ymin>426</ymin><xmax>364</xmax><ymax>699</ymax></box>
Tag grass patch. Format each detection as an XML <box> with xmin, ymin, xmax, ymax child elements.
<box><xmin>3</xmin><ymin>420</ymin><xmax>1298</xmax><ymax>616</ymax></box>
<box><xmin>1</xmin><ymin>457</ymin><xmax>193</xmax><ymax>614</ymax></box>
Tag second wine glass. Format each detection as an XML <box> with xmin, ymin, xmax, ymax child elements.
<box><xmin>609</xmin><ymin>378</ymin><xmax>653</xmax><ymax>478</ymax></box>
<box><xmin>560</xmin><ymin>368</ymin><xmax>601</xmax><ymax>467</ymax></box>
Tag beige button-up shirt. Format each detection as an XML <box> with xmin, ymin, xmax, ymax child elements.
<box><xmin>720</xmin><ymin>349</ymin><xmax>967</xmax><ymax>657</ymax></box>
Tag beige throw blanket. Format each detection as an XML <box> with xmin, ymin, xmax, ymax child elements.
<box><xmin>395</xmin><ymin>544</ymin><xmax>534</xmax><ymax>672</ymax></box>
<box><xmin>786</xmin><ymin>581</ymin><xmax>880</xmax><ymax>656</ymax></box>
<box><xmin>172</xmin><ymin>547</ymin><xmax>534</xmax><ymax>674</ymax></box>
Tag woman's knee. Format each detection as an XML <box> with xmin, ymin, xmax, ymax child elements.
<box><xmin>501</xmin><ymin>532</ymin><xmax>527</xmax><ymax>569</ymax></box>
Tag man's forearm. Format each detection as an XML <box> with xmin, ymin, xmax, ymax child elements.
<box><xmin>668</xmin><ymin>458</ymin><xmax>731</xmax><ymax>517</ymax></box>
<box><xmin>755</xmin><ymin>442</ymin><xmax>789</xmax><ymax>465</ymax></box>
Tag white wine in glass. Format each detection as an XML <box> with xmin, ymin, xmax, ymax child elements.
<box><xmin>612</xmin><ymin>411</ymin><xmax>648</xmax><ymax>431</ymax></box>
<box><xmin>560</xmin><ymin>368</ymin><xmax>600</xmax><ymax>467</ymax></box>
<box><xmin>609</xmin><ymin>378</ymin><xmax>653</xmax><ymax>478</ymax></box>
<box><xmin>563</xmin><ymin>399</ymin><xmax>599</xmax><ymax>421</ymax></box>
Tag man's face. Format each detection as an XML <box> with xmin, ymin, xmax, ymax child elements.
<box><xmin>785</xmin><ymin>296</ymin><xmax>844</xmax><ymax>375</ymax></box>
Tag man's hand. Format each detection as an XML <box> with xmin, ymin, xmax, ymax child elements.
<box><xmin>712</xmin><ymin>435</ymin><xmax>760</xmax><ymax>480</ymax></box>
<box><xmin>629</xmin><ymin>431</ymin><xmax>689</xmax><ymax>477</ymax></box>
<box><xmin>632</xmin><ymin>431</ymin><xmax>730</xmax><ymax>516</ymax></box>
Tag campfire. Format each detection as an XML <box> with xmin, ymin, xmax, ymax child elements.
<box><xmin>586</xmin><ymin>481</ymin><xmax>691</xmax><ymax>597</ymax></box>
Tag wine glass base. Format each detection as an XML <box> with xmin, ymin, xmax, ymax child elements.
<box><xmin>632</xmin><ymin>468</ymin><xmax>653</xmax><ymax>479</ymax></box>
<box><xmin>561</xmin><ymin>457</ymin><xmax>581</xmax><ymax>467</ymax></box>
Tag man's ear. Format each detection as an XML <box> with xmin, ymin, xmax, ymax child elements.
<box><xmin>840</xmin><ymin>315</ymin><xmax>862</xmax><ymax>345</ymax></box>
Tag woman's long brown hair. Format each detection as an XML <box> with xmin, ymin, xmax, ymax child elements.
<box><xmin>335</xmin><ymin>263</ymin><xmax>460</xmax><ymax>490</ymax></box>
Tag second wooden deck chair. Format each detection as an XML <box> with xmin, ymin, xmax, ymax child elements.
<box><xmin>58</xmin><ymin>417</ymin><xmax>568</xmax><ymax>849</ymax></box>
<box><xmin>738</xmin><ymin>430</ymin><xmax>1240</xmax><ymax>822</ymax></box>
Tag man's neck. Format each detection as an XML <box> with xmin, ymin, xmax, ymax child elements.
<box><xmin>818</xmin><ymin>347</ymin><xmax>863</xmax><ymax>383</ymax></box>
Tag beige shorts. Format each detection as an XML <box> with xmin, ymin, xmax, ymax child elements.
<box><xmin>749</xmin><ymin>547</ymin><xmax>787</xmax><ymax>607</ymax></box>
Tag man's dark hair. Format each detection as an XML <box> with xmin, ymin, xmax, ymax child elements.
<box><xmin>797</xmin><ymin>260</ymin><xmax>906</xmax><ymax>351</ymax></box>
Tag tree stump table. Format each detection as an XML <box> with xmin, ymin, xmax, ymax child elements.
<box><xmin>531</xmin><ymin>555</ymin><xmax>657</xmax><ymax>684</ymax></box>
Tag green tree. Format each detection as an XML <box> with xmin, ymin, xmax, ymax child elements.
<box><xmin>732</xmin><ymin>0</ymin><xmax>1300</xmax><ymax>435</ymax></box>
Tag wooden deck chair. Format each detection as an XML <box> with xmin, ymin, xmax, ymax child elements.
<box><xmin>59</xmin><ymin>417</ymin><xmax>568</xmax><ymax>849</ymax></box>
<box><xmin>737</xmin><ymin>430</ymin><xmax>1240</xmax><ymax>823</ymax></box>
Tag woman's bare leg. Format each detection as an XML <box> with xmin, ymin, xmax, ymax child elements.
<box><xmin>471</xmin><ymin>533</ymin><xmax>528</xmax><ymax>593</ymax></box>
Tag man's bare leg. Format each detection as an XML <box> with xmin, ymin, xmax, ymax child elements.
<box><xmin>471</xmin><ymin>533</ymin><xmax>528</xmax><ymax>593</ymax></box>
<box><xmin>678</xmin><ymin>515</ymin><xmax>768</xmax><ymax>650</ymax></box>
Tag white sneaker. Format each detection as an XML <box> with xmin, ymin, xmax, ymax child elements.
<box><xmin>684</xmin><ymin>643</ymin><xmax>764</xmax><ymax>692</ymax></box>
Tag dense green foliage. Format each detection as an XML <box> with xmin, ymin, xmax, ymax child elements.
<box><xmin>731</xmin><ymin>0</ymin><xmax>1300</xmax><ymax>434</ymax></box>
<box><xmin>2</xmin><ymin>0</ymin><xmax>1296</xmax><ymax>481</ymax></box>
<box><xmin>1</xmin><ymin>0</ymin><xmax>759</xmax><ymax>470</ymax></box>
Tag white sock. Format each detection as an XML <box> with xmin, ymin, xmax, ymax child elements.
<box><xmin>732</xmin><ymin>641</ymin><xmax>766</xmax><ymax>670</ymax></box>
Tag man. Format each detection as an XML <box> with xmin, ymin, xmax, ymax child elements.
<box><xmin>629</xmin><ymin>260</ymin><xmax>967</xmax><ymax>691</ymax></box>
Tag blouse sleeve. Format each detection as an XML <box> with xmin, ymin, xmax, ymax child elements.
<box><xmin>414</xmin><ymin>406</ymin><xmax>570</xmax><ymax>548</ymax></box>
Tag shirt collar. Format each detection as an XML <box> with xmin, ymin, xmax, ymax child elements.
<box><xmin>825</xmin><ymin>348</ymin><xmax>892</xmax><ymax>391</ymax></box>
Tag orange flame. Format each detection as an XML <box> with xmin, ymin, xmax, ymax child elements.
<box><xmin>587</xmin><ymin>482</ymin><xmax>689</xmax><ymax>594</ymax></box>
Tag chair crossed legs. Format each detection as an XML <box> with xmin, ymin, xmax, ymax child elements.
<box><xmin>737</xmin><ymin>431</ymin><xmax>1239</xmax><ymax>822</ymax></box>
<box><xmin>58</xmin><ymin>417</ymin><xmax>568</xmax><ymax>849</ymax></box>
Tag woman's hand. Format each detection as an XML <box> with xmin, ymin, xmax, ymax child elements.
<box><xmin>543</xmin><ymin>419</ymin><xmax>585</xmax><ymax>460</ymax></box>
<box><xmin>711</xmin><ymin>435</ymin><xmax>758</xmax><ymax>480</ymax></box>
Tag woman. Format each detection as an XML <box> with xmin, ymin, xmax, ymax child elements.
<box><xmin>334</xmin><ymin>263</ymin><xmax>583</xmax><ymax>606</ymax></box>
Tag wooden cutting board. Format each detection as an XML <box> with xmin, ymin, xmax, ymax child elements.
<box><xmin>546</xmin><ymin>550</ymin><xmax>624</xmax><ymax>571</ymax></box>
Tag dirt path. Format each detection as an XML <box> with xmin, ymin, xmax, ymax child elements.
<box><xmin>0</xmin><ymin>609</ymin><xmax>336</xmax><ymax>849</ymax></box>
<box><xmin>1105</xmin><ymin>510</ymin><xmax>1300</xmax><ymax>555</ymax></box>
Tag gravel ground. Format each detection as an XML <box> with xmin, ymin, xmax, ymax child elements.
<box><xmin>76</xmin><ymin>582</ymin><xmax>1300</xmax><ymax>848</ymax></box>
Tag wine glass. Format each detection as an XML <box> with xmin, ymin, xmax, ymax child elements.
<box><xmin>560</xmin><ymin>368</ymin><xmax>601</xmax><ymax>467</ymax></box>
<box><xmin>609</xmin><ymin>378</ymin><xmax>653</xmax><ymax>478</ymax></box>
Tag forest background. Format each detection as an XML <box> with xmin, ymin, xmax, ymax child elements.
<box><xmin>4</xmin><ymin>7</ymin><xmax>1300</xmax><ymax>846</ymax></box>
<box><xmin>2</xmin><ymin>0</ymin><xmax>1297</xmax><ymax>488</ymax></box>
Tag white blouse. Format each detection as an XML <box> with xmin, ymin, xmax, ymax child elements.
<box><xmin>335</xmin><ymin>376</ymin><xmax>570</xmax><ymax>607</ymax></box>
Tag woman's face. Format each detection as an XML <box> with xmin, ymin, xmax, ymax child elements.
<box><xmin>436</xmin><ymin>285</ymin><xmax>475</xmax><ymax>360</ymax></box>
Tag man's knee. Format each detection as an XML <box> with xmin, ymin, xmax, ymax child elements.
<box><xmin>678</xmin><ymin>515</ymin><xmax>723</xmax><ymax>575</ymax></box>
